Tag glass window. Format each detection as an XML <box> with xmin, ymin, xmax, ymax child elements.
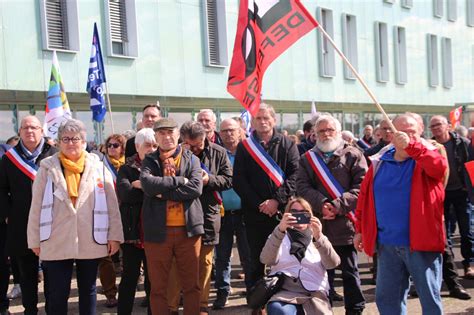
<box><xmin>433</xmin><ymin>0</ymin><xmax>443</xmax><ymax>18</ymax></box>
<box><xmin>442</xmin><ymin>37</ymin><xmax>453</xmax><ymax>88</ymax></box>
<box><xmin>103</xmin><ymin>112</ymin><xmax>133</xmax><ymax>136</ymax></box>
<box><xmin>427</xmin><ymin>34</ymin><xmax>439</xmax><ymax>87</ymax></box>
<box><xmin>375</xmin><ymin>22</ymin><xmax>389</xmax><ymax>82</ymax></box>
<box><xmin>342</xmin><ymin>13</ymin><xmax>358</xmax><ymax>80</ymax></box>
<box><xmin>168</xmin><ymin>112</ymin><xmax>193</xmax><ymax>127</ymax></box>
<box><xmin>394</xmin><ymin>26</ymin><xmax>407</xmax><ymax>84</ymax></box>
<box><xmin>447</xmin><ymin>0</ymin><xmax>457</xmax><ymax>21</ymax></box>
<box><xmin>317</xmin><ymin>8</ymin><xmax>335</xmax><ymax>77</ymax></box>
<box><xmin>203</xmin><ymin>0</ymin><xmax>228</xmax><ymax>67</ymax></box>
<box><xmin>281</xmin><ymin>113</ymin><xmax>299</xmax><ymax>134</ymax></box>
<box><xmin>0</xmin><ymin>110</ymin><xmax>17</xmax><ymax>142</ymax></box>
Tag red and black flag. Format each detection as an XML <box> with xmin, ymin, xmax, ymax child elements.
<box><xmin>227</xmin><ymin>0</ymin><xmax>318</xmax><ymax>115</ymax></box>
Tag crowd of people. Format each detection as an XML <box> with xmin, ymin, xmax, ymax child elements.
<box><xmin>0</xmin><ymin>102</ymin><xmax>473</xmax><ymax>315</ymax></box>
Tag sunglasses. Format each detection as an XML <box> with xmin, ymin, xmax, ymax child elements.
<box><xmin>107</xmin><ymin>143</ymin><xmax>121</xmax><ymax>149</ymax></box>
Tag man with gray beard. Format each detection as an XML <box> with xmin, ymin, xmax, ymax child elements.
<box><xmin>296</xmin><ymin>115</ymin><xmax>367</xmax><ymax>315</ymax></box>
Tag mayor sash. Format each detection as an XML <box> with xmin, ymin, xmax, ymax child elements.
<box><xmin>4</xmin><ymin>147</ymin><xmax>38</xmax><ymax>180</ymax></box>
<box><xmin>242</xmin><ymin>135</ymin><xmax>285</xmax><ymax>187</ymax></box>
<box><xmin>305</xmin><ymin>150</ymin><xmax>357</xmax><ymax>224</ymax></box>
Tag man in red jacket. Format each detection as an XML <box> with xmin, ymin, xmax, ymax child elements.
<box><xmin>354</xmin><ymin>114</ymin><xmax>447</xmax><ymax>315</ymax></box>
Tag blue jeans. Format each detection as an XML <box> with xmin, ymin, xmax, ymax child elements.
<box><xmin>376</xmin><ymin>244</ymin><xmax>443</xmax><ymax>315</ymax></box>
<box><xmin>214</xmin><ymin>211</ymin><xmax>252</xmax><ymax>294</ymax></box>
<box><xmin>42</xmin><ymin>258</ymin><xmax>99</xmax><ymax>315</ymax></box>
<box><xmin>267</xmin><ymin>301</ymin><xmax>304</xmax><ymax>315</ymax></box>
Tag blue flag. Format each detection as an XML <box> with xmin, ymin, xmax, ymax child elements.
<box><xmin>87</xmin><ymin>23</ymin><xmax>107</xmax><ymax>123</ymax></box>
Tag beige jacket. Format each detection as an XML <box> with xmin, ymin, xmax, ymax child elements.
<box><xmin>27</xmin><ymin>152</ymin><xmax>124</xmax><ymax>261</ymax></box>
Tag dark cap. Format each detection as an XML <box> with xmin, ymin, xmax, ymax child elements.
<box><xmin>153</xmin><ymin>118</ymin><xmax>178</xmax><ymax>130</ymax></box>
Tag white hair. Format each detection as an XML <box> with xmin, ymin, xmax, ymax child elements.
<box><xmin>341</xmin><ymin>130</ymin><xmax>355</xmax><ymax>140</ymax></box>
<box><xmin>135</xmin><ymin>128</ymin><xmax>156</xmax><ymax>146</ymax></box>
<box><xmin>198</xmin><ymin>109</ymin><xmax>217</xmax><ymax>122</ymax></box>
<box><xmin>314</xmin><ymin>114</ymin><xmax>342</xmax><ymax>132</ymax></box>
<box><xmin>58</xmin><ymin>119</ymin><xmax>87</xmax><ymax>140</ymax></box>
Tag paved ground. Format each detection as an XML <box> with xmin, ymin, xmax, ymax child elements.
<box><xmin>8</xmin><ymin>235</ymin><xmax>474</xmax><ymax>314</ymax></box>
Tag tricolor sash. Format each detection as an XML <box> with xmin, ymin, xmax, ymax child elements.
<box><xmin>242</xmin><ymin>135</ymin><xmax>285</xmax><ymax>187</ymax></box>
<box><xmin>305</xmin><ymin>150</ymin><xmax>356</xmax><ymax>224</ymax></box>
<box><xmin>4</xmin><ymin>147</ymin><xmax>38</xmax><ymax>180</ymax></box>
<box><xmin>201</xmin><ymin>162</ymin><xmax>223</xmax><ymax>204</ymax></box>
<box><xmin>104</xmin><ymin>156</ymin><xmax>117</xmax><ymax>185</ymax></box>
<box><xmin>356</xmin><ymin>139</ymin><xmax>370</xmax><ymax>151</ymax></box>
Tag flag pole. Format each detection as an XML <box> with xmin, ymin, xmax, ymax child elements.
<box><xmin>317</xmin><ymin>24</ymin><xmax>396</xmax><ymax>131</ymax></box>
<box><xmin>104</xmin><ymin>82</ymin><xmax>115</xmax><ymax>134</ymax></box>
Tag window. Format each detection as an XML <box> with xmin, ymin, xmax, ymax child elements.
<box><xmin>401</xmin><ymin>0</ymin><xmax>413</xmax><ymax>8</ymax></box>
<box><xmin>383</xmin><ymin>0</ymin><xmax>394</xmax><ymax>4</ymax></box>
<box><xmin>394</xmin><ymin>26</ymin><xmax>407</xmax><ymax>84</ymax></box>
<box><xmin>442</xmin><ymin>37</ymin><xmax>453</xmax><ymax>88</ymax></box>
<box><xmin>375</xmin><ymin>22</ymin><xmax>389</xmax><ymax>82</ymax></box>
<box><xmin>202</xmin><ymin>0</ymin><xmax>228</xmax><ymax>67</ymax></box>
<box><xmin>105</xmin><ymin>0</ymin><xmax>138</xmax><ymax>58</ymax></box>
<box><xmin>342</xmin><ymin>13</ymin><xmax>358</xmax><ymax>80</ymax></box>
<box><xmin>433</xmin><ymin>0</ymin><xmax>443</xmax><ymax>18</ymax></box>
<box><xmin>317</xmin><ymin>8</ymin><xmax>335</xmax><ymax>77</ymax></box>
<box><xmin>427</xmin><ymin>34</ymin><xmax>439</xmax><ymax>87</ymax></box>
<box><xmin>447</xmin><ymin>0</ymin><xmax>457</xmax><ymax>21</ymax></box>
<box><xmin>39</xmin><ymin>0</ymin><xmax>79</xmax><ymax>51</ymax></box>
<box><xmin>468</xmin><ymin>0</ymin><xmax>474</xmax><ymax>26</ymax></box>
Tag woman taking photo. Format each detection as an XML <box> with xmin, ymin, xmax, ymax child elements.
<box><xmin>116</xmin><ymin>128</ymin><xmax>157</xmax><ymax>315</ymax></box>
<box><xmin>27</xmin><ymin>119</ymin><xmax>124</xmax><ymax>314</ymax></box>
<box><xmin>260</xmin><ymin>197</ymin><xmax>340</xmax><ymax>315</ymax></box>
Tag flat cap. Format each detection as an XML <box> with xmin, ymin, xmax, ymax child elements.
<box><xmin>153</xmin><ymin>118</ymin><xmax>178</xmax><ymax>130</ymax></box>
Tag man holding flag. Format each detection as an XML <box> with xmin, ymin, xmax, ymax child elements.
<box><xmin>44</xmin><ymin>51</ymin><xmax>71</xmax><ymax>139</ymax></box>
<box><xmin>296</xmin><ymin>114</ymin><xmax>367</xmax><ymax>315</ymax></box>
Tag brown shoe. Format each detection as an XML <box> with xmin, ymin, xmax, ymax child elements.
<box><xmin>465</xmin><ymin>266</ymin><xmax>474</xmax><ymax>279</ymax></box>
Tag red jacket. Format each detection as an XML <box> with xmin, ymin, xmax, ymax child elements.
<box><xmin>355</xmin><ymin>140</ymin><xmax>447</xmax><ymax>256</ymax></box>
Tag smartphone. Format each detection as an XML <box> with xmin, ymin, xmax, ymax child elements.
<box><xmin>292</xmin><ymin>212</ymin><xmax>311</xmax><ymax>224</ymax></box>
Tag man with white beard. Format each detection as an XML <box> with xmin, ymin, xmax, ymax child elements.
<box><xmin>296</xmin><ymin>114</ymin><xmax>367</xmax><ymax>315</ymax></box>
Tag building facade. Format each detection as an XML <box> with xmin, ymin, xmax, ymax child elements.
<box><xmin>0</xmin><ymin>0</ymin><xmax>473</xmax><ymax>141</ymax></box>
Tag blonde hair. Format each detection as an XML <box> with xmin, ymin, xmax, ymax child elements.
<box><xmin>284</xmin><ymin>197</ymin><xmax>313</xmax><ymax>214</ymax></box>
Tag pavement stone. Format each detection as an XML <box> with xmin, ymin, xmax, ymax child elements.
<box><xmin>7</xmin><ymin>237</ymin><xmax>474</xmax><ymax>314</ymax></box>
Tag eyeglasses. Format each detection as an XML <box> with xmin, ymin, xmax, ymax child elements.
<box><xmin>60</xmin><ymin>137</ymin><xmax>81</xmax><ymax>144</ymax></box>
<box><xmin>107</xmin><ymin>143</ymin><xmax>121</xmax><ymax>149</ymax></box>
<box><xmin>21</xmin><ymin>126</ymin><xmax>41</xmax><ymax>131</ymax></box>
<box><xmin>317</xmin><ymin>128</ymin><xmax>336</xmax><ymax>135</ymax></box>
<box><xmin>221</xmin><ymin>128</ymin><xmax>239</xmax><ymax>134</ymax></box>
<box><xmin>429</xmin><ymin>123</ymin><xmax>443</xmax><ymax>129</ymax></box>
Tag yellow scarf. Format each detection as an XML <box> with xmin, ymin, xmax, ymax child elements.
<box><xmin>58</xmin><ymin>151</ymin><xmax>85</xmax><ymax>206</ymax></box>
<box><xmin>108</xmin><ymin>155</ymin><xmax>125</xmax><ymax>171</ymax></box>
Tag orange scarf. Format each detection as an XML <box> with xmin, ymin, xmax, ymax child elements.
<box><xmin>58</xmin><ymin>151</ymin><xmax>85</xmax><ymax>206</ymax></box>
<box><xmin>160</xmin><ymin>149</ymin><xmax>185</xmax><ymax>226</ymax></box>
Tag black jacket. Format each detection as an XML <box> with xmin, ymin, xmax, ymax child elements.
<box><xmin>197</xmin><ymin>141</ymin><xmax>233</xmax><ymax>245</ymax></box>
<box><xmin>297</xmin><ymin>137</ymin><xmax>315</xmax><ymax>155</ymax></box>
<box><xmin>0</xmin><ymin>141</ymin><xmax>57</xmax><ymax>256</ymax></box>
<box><xmin>117</xmin><ymin>154</ymin><xmax>144</xmax><ymax>242</ymax></box>
<box><xmin>233</xmin><ymin>130</ymin><xmax>300</xmax><ymax>224</ymax></box>
<box><xmin>140</xmin><ymin>147</ymin><xmax>204</xmax><ymax>242</ymax></box>
<box><xmin>434</xmin><ymin>132</ymin><xmax>473</xmax><ymax>196</ymax></box>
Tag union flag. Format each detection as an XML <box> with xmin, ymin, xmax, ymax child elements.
<box><xmin>449</xmin><ymin>106</ymin><xmax>463</xmax><ymax>129</ymax></box>
<box><xmin>227</xmin><ymin>0</ymin><xmax>318</xmax><ymax>116</ymax></box>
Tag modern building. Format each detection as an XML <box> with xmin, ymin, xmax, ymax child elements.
<box><xmin>0</xmin><ymin>0</ymin><xmax>473</xmax><ymax>141</ymax></box>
